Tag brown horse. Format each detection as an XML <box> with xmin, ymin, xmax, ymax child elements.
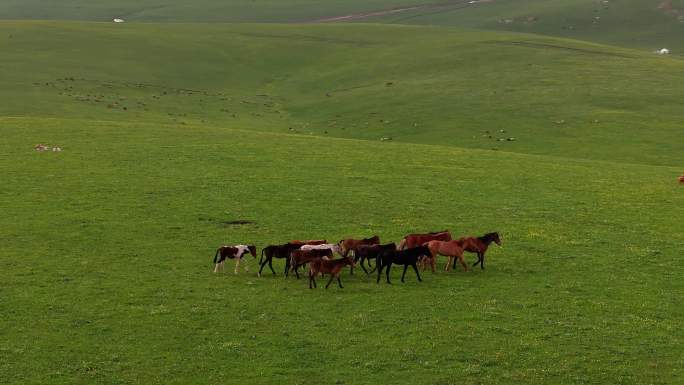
<box><xmin>290</xmin><ymin>239</ymin><xmax>327</xmax><ymax>245</ymax></box>
<box><xmin>398</xmin><ymin>230</ymin><xmax>451</xmax><ymax>250</ymax></box>
<box><xmin>679</xmin><ymin>175</ymin><xmax>684</xmax><ymax>184</ymax></box>
<box><xmin>459</xmin><ymin>232</ymin><xmax>501</xmax><ymax>270</ymax></box>
<box><xmin>424</xmin><ymin>240</ymin><xmax>467</xmax><ymax>272</ymax></box>
<box><xmin>338</xmin><ymin>235</ymin><xmax>380</xmax><ymax>257</ymax></box>
<box><xmin>288</xmin><ymin>248</ymin><xmax>333</xmax><ymax>278</ymax></box>
<box><xmin>308</xmin><ymin>256</ymin><xmax>356</xmax><ymax>289</ymax></box>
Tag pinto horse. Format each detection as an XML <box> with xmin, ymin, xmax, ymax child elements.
<box><xmin>424</xmin><ymin>240</ymin><xmax>467</xmax><ymax>272</ymax></box>
<box><xmin>459</xmin><ymin>232</ymin><xmax>501</xmax><ymax>270</ymax></box>
<box><xmin>398</xmin><ymin>230</ymin><xmax>451</xmax><ymax>250</ymax></box>
<box><xmin>376</xmin><ymin>246</ymin><xmax>431</xmax><ymax>284</ymax></box>
<box><xmin>258</xmin><ymin>243</ymin><xmax>302</xmax><ymax>277</ymax></box>
<box><xmin>213</xmin><ymin>245</ymin><xmax>256</xmax><ymax>274</ymax></box>
<box><xmin>288</xmin><ymin>248</ymin><xmax>333</xmax><ymax>279</ymax></box>
<box><xmin>308</xmin><ymin>256</ymin><xmax>356</xmax><ymax>289</ymax></box>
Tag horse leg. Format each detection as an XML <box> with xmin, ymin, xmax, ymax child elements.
<box><xmin>268</xmin><ymin>259</ymin><xmax>276</xmax><ymax>275</ymax></box>
<box><xmin>360</xmin><ymin>258</ymin><xmax>370</xmax><ymax>275</ymax></box>
<box><xmin>337</xmin><ymin>274</ymin><xmax>343</xmax><ymax>289</ymax></box>
<box><xmin>213</xmin><ymin>263</ymin><xmax>219</xmax><ymax>273</ymax></box>
<box><xmin>459</xmin><ymin>255</ymin><xmax>468</xmax><ymax>272</ymax></box>
<box><xmin>412</xmin><ymin>263</ymin><xmax>422</xmax><ymax>282</ymax></box>
<box><xmin>480</xmin><ymin>253</ymin><xmax>485</xmax><ymax>270</ymax></box>
<box><xmin>234</xmin><ymin>259</ymin><xmax>240</xmax><ymax>274</ymax></box>
<box><xmin>294</xmin><ymin>263</ymin><xmax>301</xmax><ymax>279</ymax></box>
<box><xmin>325</xmin><ymin>274</ymin><xmax>335</xmax><ymax>289</ymax></box>
<box><xmin>401</xmin><ymin>265</ymin><xmax>408</xmax><ymax>283</ymax></box>
<box><xmin>386</xmin><ymin>263</ymin><xmax>392</xmax><ymax>284</ymax></box>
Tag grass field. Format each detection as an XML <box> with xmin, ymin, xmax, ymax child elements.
<box><xmin>2</xmin><ymin>3</ymin><xmax>684</xmax><ymax>385</ymax></box>
<box><xmin>2</xmin><ymin>116</ymin><xmax>683</xmax><ymax>384</ymax></box>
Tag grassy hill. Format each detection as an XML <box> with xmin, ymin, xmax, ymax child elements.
<box><xmin>2</xmin><ymin>0</ymin><xmax>684</xmax><ymax>54</ymax></box>
<box><xmin>2</xmin><ymin>116</ymin><xmax>682</xmax><ymax>384</ymax></box>
<box><xmin>2</xmin><ymin>21</ymin><xmax>684</xmax><ymax>166</ymax></box>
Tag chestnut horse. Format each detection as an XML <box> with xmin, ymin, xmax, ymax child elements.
<box><xmin>398</xmin><ymin>230</ymin><xmax>451</xmax><ymax>250</ymax></box>
<box><xmin>679</xmin><ymin>175</ymin><xmax>684</xmax><ymax>184</ymax></box>
<box><xmin>424</xmin><ymin>240</ymin><xmax>467</xmax><ymax>272</ymax></box>
<box><xmin>459</xmin><ymin>232</ymin><xmax>501</xmax><ymax>270</ymax></box>
<box><xmin>290</xmin><ymin>239</ymin><xmax>327</xmax><ymax>245</ymax></box>
<box><xmin>308</xmin><ymin>256</ymin><xmax>356</xmax><ymax>289</ymax></box>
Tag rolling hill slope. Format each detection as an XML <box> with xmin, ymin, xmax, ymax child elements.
<box><xmin>2</xmin><ymin>21</ymin><xmax>683</xmax><ymax>166</ymax></box>
<box><xmin>2</xmin><ymin>0</ymin><xmax>684</xmax><ymax>54</ymax></box>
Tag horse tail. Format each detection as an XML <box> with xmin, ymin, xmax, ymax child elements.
<box><xmin>259</xmin><ymin>248</ymin><xmax>265</xmax><ymax>265</ymax></box>
<box><xmin>213</xmin><ymin>248</ymin><xmax>220</xmax><ymax>264</ymax></box>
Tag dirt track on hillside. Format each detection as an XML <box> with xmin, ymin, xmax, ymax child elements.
<box><xmin>307</xmin><ymin>0</ymin><xmax>491</xmax><ymax>23</ymax></box>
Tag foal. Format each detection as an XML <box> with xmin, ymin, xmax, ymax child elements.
<box><xmin>376</xmin><ymin>246</ymin><xmax>431</xmax><ymax>284</ymax></box>
<box><xmin>459</xmin><ymin>232</ymin><xmax>501</xmax><ymax>270</ymax></box>
<box><xmin>213</xmin><ymin>245</ymin><xmax>256</xmax><ymax>274</ymax></box>
<box><xmin>288</xmin><ymin>248</ymin><xmax>333</xmax><ymax>279</ymax></box>
<box><xmin>308</xmin><ymin>256</ymin><xmax>356</xmax><ymax>289</ymax></box>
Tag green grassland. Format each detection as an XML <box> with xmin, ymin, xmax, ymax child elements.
<box><xmin>2</xmin><ymin>22</ymin><xmax>684</xmax><ymax>166</ymax></box>
<box><xmin>2</xmin><ymin>4</ymin><xmax>684</xmax><ymax>385</ymax></box>
<box><xmin>2</xmin><ymin>0</ymin><xmax>684</xmax><ymax>54</ymax></box>
<box><xmin>2</xmin><ymin>116</ymin><xmax>683</xmax><ymax>384</ymax></box>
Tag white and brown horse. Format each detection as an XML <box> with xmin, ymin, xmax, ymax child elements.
<box><xmin>213</xmin><ymin>245</ymin><xmax>256</xmax><ymax>274</ymax></box>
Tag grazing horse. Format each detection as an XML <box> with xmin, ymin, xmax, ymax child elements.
<box><xmin>376</xmin><ymin>246</ymin><xmax>431</xmax><ymax>284</ymax></box>
<box><xmin>424</xmin><ymin>240</ymin><xmax>467</xmax><ymax>272</ymax></box>
<box><xmin>213</xmin><ymin>245</ymin><xmax>256</xmax><ymax>274</ymax></box>
<box><xmin>398</xmin><ymin>230</ymin><xmax>451</xmax><ymax>250</ymax></box>
<box><xmin>679</xmin><ymin>175</ymin><xmax>684</xmax><ymax>184</ymax></box>
<box><xmin>288</xmin><ymin>248</ymin><xmax>333</xmax><ymax>279</ymax></box>
<box><xmin>338</xmin><ymin>236</ymin><xmax>380</xmax><ymax>257</ymax></box>
<box><xmin>258</xmin><ymin>243</ymin><xmax>302</xmax><ymax>277</ymax></box>
<box><xmin>290</xmin><ymin>239</ymin><xmax>327</xmax><ymax>245</ymax></box>
<box><xmin>308</xmin><ymin>256</ymin><xmax>356</xmax><ymax>289</ymax></box>
<box><xmin>354</xmin><ymin>243</ymin><xmax>397</xmax><ymax>274</ymax></box>
<box><xmin>459</xmin><ymin>232</ymin><xmax>502</xmax><ymax>270</ymax></box>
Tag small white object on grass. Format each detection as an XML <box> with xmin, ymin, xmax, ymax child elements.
<box><xmin>113</xmin><ymin>18</ymin><xmax>125</xmax><ymax>23</ymax></box>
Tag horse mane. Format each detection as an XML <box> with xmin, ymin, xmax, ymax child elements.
<box><xmin>479</xmin><ymin>232</ymin><xmax>499</xmax><ymax>243</ymax></box>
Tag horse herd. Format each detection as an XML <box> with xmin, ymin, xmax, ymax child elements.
<box><xmin>212</xmin><ymin>230</ymin><xmax>502</xmax><ymax>289</ymax></box>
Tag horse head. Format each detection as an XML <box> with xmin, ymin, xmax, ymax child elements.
<box><xmin>489</xmin><ymin>233</ymin><xmax>502</xmax><ymax>246</ymax></box>
<box><xmin>247</xmin><ymin>245</ymin><xmax>257</xmax><ymax>258</ymax></box>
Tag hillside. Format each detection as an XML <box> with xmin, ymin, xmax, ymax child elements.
<box><xmin>2</xmin><ymin>21</ymin><xmax>683</xmax><ymax>166</ymax></box>
<box><xmin>2</xmin><ymin>0</ymin><xmax>684</xmax><ymax>54</ymax></box>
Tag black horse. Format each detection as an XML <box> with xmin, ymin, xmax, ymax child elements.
<box><xmin>376</xmin><ymin>245</ymin><xmax>431</xmax><ymax>284</ymax></box>
<box><xmin>352</xmin><ymin>243</ymin><xmax>396</xmax><ymax>274</ymax></box>
<box><xmin>258</xmin><ymin>243</ymin><xmax>301</xmax><ymax>277</ymax></box>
